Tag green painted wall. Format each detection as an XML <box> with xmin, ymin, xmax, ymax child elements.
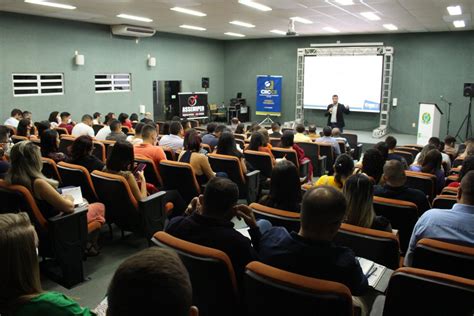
<box><xmin>0</xmin><ymin>12</ymin><xmax>225</xmax><ymax>122</ymax></box>
<box><xmin>224</xmin><ymin>31</ymin><xmax>474</xmax><ymax>136</ymax></box>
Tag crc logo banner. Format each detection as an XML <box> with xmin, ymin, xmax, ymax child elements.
<box><xmin>178</xmin><ymin>92</ymin><xmax>208</xmax><ymax>118</ymax></box>
<box><xmin>256</xmin><ymin>75</ymin><xmax>282</xmax><ymax>116</ymax></box>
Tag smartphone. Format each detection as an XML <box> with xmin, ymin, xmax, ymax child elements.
<box><xmin>133</xmin><ymin>163</ymin><xmax>146</xmax><ymax>176</ymax></box>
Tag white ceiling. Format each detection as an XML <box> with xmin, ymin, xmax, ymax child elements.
<box><xmin>0</xmin><ymin>0</ymin><xmax>472</xmax><ymax>40</ymax></box>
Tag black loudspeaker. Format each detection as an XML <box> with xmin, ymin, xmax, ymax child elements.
<box><xmin>237</xmin><ymin>92</ymin><xmax>242</xmax><ymax>99</ymax></box>
<box><xmin>202</xmin><ymin>77</ymin><xmax>209</xmax><ymax>89</ymax></box>
<box><xmin>464</xmin><ymin>83</ymin><xmax>473</xmax><ymax>97</ymax></box>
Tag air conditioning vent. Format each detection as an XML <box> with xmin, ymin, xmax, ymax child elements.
<box><xmin>111</xmin><ymin>24</ymin><xmax>156</xmax><ymax>37</ymax></box>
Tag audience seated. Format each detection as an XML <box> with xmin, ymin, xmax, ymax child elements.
<box><xmin>159</xmin><ymin>121</ymin><xmax>184</xmax><ymax>152</ymax></box>
<box><xmin>409</xmin><ymin>149</ymin><xmax>445</xmax><ymax>193</ymax></box>
<box><xmin>22</xmin><ymin>111</ymin><xmax>32</xmax><ymax>121</ymax></box>
<box><xmin>315</xmin><ymin>153</ymin><xmax>354</xmax><ymax>190</ymax></box>
<box><xmin>95</xmin><ymin>114</ymin><xmax>114</xmax><ymax>140</ymax></box>
<box><xmin>458</xmin><ymin>138</ymin><xmax>474</xmax><ymax>160</ymax></box>
<box><xmin>374</xmin><ymin>160</ymin><xmax>431</xmax><ymax>215</ymax></box>
<box><xmin>216</xmin><ymin>131</ymin><xmax>248</xmax><ymax>173</ymax></box>
<box><xmin>443</xmin><ymin>135</ymin><xmax>457</xmax><ymax>158</ymax></box>
<box><xmin>47</xmin><ymin>111</ymin><xmax>60</xmax><ymax>129</ymax></box>
<box><xmin>133</xmin><ymin>124</ymin><xmax>166</xmax><ymax>168</ymax></box>
<box><xmin>106</xmin><ymin>120</ymin><xmax>127</xmax><ymax>142</ymax></box>
<box><xmin>344</xmin><ymin>173</ymin><xmax>392</xmax><ymax>232</ymax></box>
<box><xmin>269</xmin><ymin>122</ymin><xmax>282</xmax><ymax>138</ymax></box>
<box><xmin>229</xmin><ymin>117</ymin><xmax>240</xmax><ymax>133</ymax></box>
<box><xmin>202</xmin><ymin>122</ymin><xmax>218</xmax><ymax>147</ymax></box>
<box><xmin>67</xmin><ymin>135</ymin><xmax>105</xmax><ymax>173</ymax></box>
<box><xmin>447</xmin><ymin>155</ymin><xmax>474</xmax><ymax>188</ymax></box>
<box><xmin>234</xmin><ymin>123</ymin><xmax>245</xmax><ymax>135</ymax></box>
<box><xmin>126</xmin><ymin>122</ymin><xmax>145</xmax><ymax>145</ymax></box>
<box><xmin>280</xmin><ymin>130</ymin><xmax>313</xmax><ymax>179</ymax></box>
<box><xmin>258</xmin><ymin>186</ymin><xmax>369</xmax><ymax>295</ymax></box>
<box><xmin>104</xmin><ymin>140</ymin><xmax>147</xmax><ymax>200</ymax></box>
<box><xmin>166</xmin><ymin>177</ymin><xmax>261</xmax><ymax>287</ymax></box>
<box><xmin>35</xmin><ymin>121</ymin><xmax>50</xmax><ymax>139</ymax></box>
<box><xmin>315</xmin><ymin>126</ymin><xmax>341</xmax><ymax>155</ymax></box>
<box><xmin>71</xmin><ymin>114</ymin><xmax>94</xmax><ymax>137</ymax></box>
<box><xmin>307</xmin><ymin>124</ymin><xmax>319</xmax><ymax>140</ymax></box>
<box><xmin>293</xmin><ymin>123</ymin><xmax>311</xmax><ymax>143</ymax></box>
<box><xmin>373</xmin><ymin>141</ymin><xmax>389</xmax><ymax>162</ymax></box>
<box><xmin>178</xmin><ymin>129</ymin><xmax>218</xmax><ymax>185</ymax></box>
<box><xmin>40</xmin><ymin>129</ymin><xmax>67</xmax><ymax>163</ymax></box>
<box><xmin>259</xmin><ymin>160</ymin><xmax>301</xmax><ymax>212</ymax></box>
<box><xmin>92</xmin><ymin>112</ymin><xmax>101</xmax><ymax>125</ymax></box>
<box><xmin>0</xmin><ymin>212</ymin><xmax>94</xmax><ymax>316</ymax></box>
<box><xmin>129</xmin><ymin>113</ymin><xmax>139</xmax><ymax>125</ymax></box>
<box><xmin>3</xmin><ymin>108</ymin><xmax>22</xmax><ymax>129</ymax></box>
<box><xmin>106</xmin><ymin>247</ymin><xmax>198</xmax><ymax>316</ymax></box>
<box><xmin>118</xmin><ymin>112</ymin><xmax>132</xmax><ymax>130</ymax></box>
<box><xmin>247</xmin><ymin>131</ymin><xmax>276</xmax><ymax>165</ymax></box>
<box><xmin>384</xmin><ymin>136</ymin><xmax>407</xmax><ymax>166</ymax></box>
<box><xmin>414</xmin><ymin>137</ymin><xmax>451</xmax><ymax>171</ymax></box>
<box><xmin>58</xmin><ymin>111</ymin><xmax>74</xmax><ymax>134</ymax></box>
<box><xmin>6</xmin><ymin>141</ymin><xmax>105</xmax><ymax>254</ymax></box>
<box><xmin>331</xmin><ymin>128</ymin><xmax>350</xmax><ymax>151</ymax></box>
<box><xmin>358</xmin><ymin>149</ymin><xmax>385</xmax><ymax>184</ymax></box>
<box><xmin>404</xmin><ymin>170</ymin><xmax>474</xmax><ymax>266</ymax></box>
<box><xmin>16</xmin><ymin>118</ymin><xmax>37</xmax><ymax>140</ymax></box>
<box><xmin>0</xmin><ymin>126</ymin><xmax>11</xmax><ymax>178</ymax></box>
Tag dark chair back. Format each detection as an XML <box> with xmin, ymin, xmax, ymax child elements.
<box><xmin>152</xmin><ymin>231</ymin><xmax>239</xmax><ymax>316</ymax></box>
<box><xmin>57</xmin><ymin>162</ymin><xmax>98</xmax><ymax>203</ymax></box>
<box><xmin>393</xmin><ymin>150</ymin><xmax>414</xmax><ymax>165</ymax></box>
<box><xmin>41</xmin><ymin>157</ymin><xmax>62</xmax><ymax>183</ymax></box>
<box><xmin>92</xmin><ymin>141</ymin><xmax>106</xmax><ymax>162</ymax></box>
<box><xmin>412</xmin><ymin>238</ymin><xmax>474</xmax><ymax>279</ymax></box>
<box><xmin>271</xmin><ymin>147</ymin><xmax>299</xmax><ymax>167</ymax></box>
<box><xmin>334</xmin><ymin>223</ymin><xmax>400</xmax><ymax>270</ymax></box>
<box><xmin>244</xmin><ymin>261</ymin><xmax>353</xmax><ymax>316</ymax></box>
<box><xmin>208</xmin><ymin>153</ymin><xmax>246</xmax><ymax>192</ymax></box>
<box><xmin>92</xmin><ymin>124</ymin><xmax>104</xmax><ymax>135</ymax></box>
<box><xmin>318</xmin><ymin>143</ymin><xmax>335</xmax><ymax>174</ymax></box>
<box><xmin>159</xmin><ymin>160</ymin><xmax>200</xmax><ymax>204</ymax></box>
<box><xmin>395</xmin><ymin>146</ymin><xmax>419</xmax><ymax>157</ymax></box>
<box><xmin>11</xmin><ymin>135</ymin><xmax>28</xmax><ymax>144</ymax></box>
<box><xmin>405</xmin><ymin>170</ymin><xmax>437</xmax><ymax>201</ymax></box>
<box><xmin>432</xmin><ymin>194</ymin><xmax>457</xmax><ymax>209</ymax></box>
<box><xmin>373</xmin><ymin>196</ymin><xmax>418</xmax><ymax>254</ymax></box>
<box><xmin>249</xmin><ymin>203</ymin><xmax>300</xmax><ymax>232</ymax></box>
<box><xmin>134</xmin><ymin>155</ymin><xmax>163</xmax><ymax>188</ymax></box>
<box><xmin>54</xmin><ymin>127</ymin><xmax>69</xmax><ymax>135</ymax></box>
<box><xmin>59</xmin><ymin>136</ymin><xmax>75</xmax><ymax>155</ymax></box>
<box><xmin>269</xmin><ymin>137</ymin><xmax>281</xmax><ymax>147</ymax></box>
<box><xmin>243</xmin><ymin>150</ymin><xmax>273</xmax><ymax>179</ymax></box>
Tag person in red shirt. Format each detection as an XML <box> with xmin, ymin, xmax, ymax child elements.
<box><xmin>448</xmin><ymin>155</ymin><xmax>474</xmax><ymax>188</ymax></box>
<box><xmin>58</xmin><ymin>111</ymin><xmax>74</xmax><ymax>134</ymax></box>
<box><xmin>134</xmin><ymin>124</ymin><xmax>166</xmax><ymax>167</ymax></box>
<box><xmin>118</xmin><ymin>113</ymin><xmax>133</xmax><ymax>130</ymax></box>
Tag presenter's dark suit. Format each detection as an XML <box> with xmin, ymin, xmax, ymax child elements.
<box><xmin>325</xmin><ymin>103</ymin><xmax>350</xmax><ymax>131</ymax></box>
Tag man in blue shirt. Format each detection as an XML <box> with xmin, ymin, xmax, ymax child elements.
<box><xmin>404</xmin><ymin>170</ymin><xmax>474</xmax><ymax>266</ymax></box>
<box><xmin>258</xmin><ymin>186</ymin><xmax>368</xmax><ymax>295</ymax></box>
<box><xmin>315</xmin><ymin>126</ymin><xmax>341</xmax><ymax>155</ymax></box>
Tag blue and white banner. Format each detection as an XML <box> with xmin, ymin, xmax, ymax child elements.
<box><xmin>256</xmin><ymin>75</ymin><xmax>282</xmax><ymax>116</ymax></box>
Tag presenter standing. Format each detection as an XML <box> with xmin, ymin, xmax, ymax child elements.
<box><xmin>325</xmin><ymin>94</ymin><xmax>350</xmax><ymax>132</ymax></box>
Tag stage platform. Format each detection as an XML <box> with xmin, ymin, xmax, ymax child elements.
<box><xmin>343</xmin><ymin>129</ymin><xmax>417</xmax><ymax>146</ymax></box>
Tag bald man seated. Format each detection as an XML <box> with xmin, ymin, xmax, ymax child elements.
<box><xmin>374</xmin><ymin>160</ymin><xmax>431</xmax><ymax>216</ymax></box>
<box><xmin>258</xmin><ymin>186</ymin><xmax>369</xmax><ymax>296</ymax></box>
<box><xmin>404</xmin><ymin>170</ymin><xmax>474</xmax><ymax>266</ymax></box>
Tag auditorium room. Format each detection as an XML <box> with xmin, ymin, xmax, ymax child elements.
<box><xmin>0</xmin><ymin>0</ymin><xmax>473</xmax><ymax>315</ymax></box>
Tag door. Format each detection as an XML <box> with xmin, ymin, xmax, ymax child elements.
<box><xmin>153</xmin><ymin>80</ymin><xmax>181</xmax><ymax>121</ymax></box>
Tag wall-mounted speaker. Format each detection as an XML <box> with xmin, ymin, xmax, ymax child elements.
<box><xmin>464</xmin><ymin>83</ymin><xmax>473</xmax><ymax>97</ymax></box>
<box><xmin>202</xmin><ymin>77</ymin><xmax>209</xmax><ymax>89</ymax></box>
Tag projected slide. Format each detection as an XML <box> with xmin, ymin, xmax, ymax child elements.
<box><xmin>303</xmin><ymin>55</ymin><xmax>383</xmax><ymax>113</ymax></box>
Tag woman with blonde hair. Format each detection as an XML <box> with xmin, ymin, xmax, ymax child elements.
<box><xmin>5</xmin><ymin>141</ymin><xmax>105</xmax><ymax>255</ymax></box>
<box><xmin>343</xmin><ymin>173</ymin><xmax>392</xmax><ymax>232</ymax></box>
<box><xmin>0</xmin><ymin>212</ymin><xmax>93</xmax><ymax>315</ymax></box>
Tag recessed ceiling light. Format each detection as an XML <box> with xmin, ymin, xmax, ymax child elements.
<box><xmin>170</xmin><ymin>7</ymin><xmax>207</xmax><ymax>17</ymax></box>
<box><xmin>24</xmin><ymin>0</ymin><xmax>76</xmax><ymax>10</ymax></box>
<box><xmin>290</xmin><ymin>17</ymin><xmax>313</xmax><ymax>24</ymax></box>
<box><xmin>447</xmin><ymin>5</ymin><xmax>462</xmax><ymax>16</ymax></box>
<box><xmin>238</xmin><ymin>0</ymin><xmax>272</xmax><ymax>12</ymax></box>
<box><xmin>453</xmin><ymin>20</ymin><xmax>465</xmax><ymax>28</ymax></box>
<box><xmin>270</xmin><ymin>29</ymin><xmax>286</xmax><ymax>35</ymax></box>
<box><xmin>323</xmin><ymin>26</ymin><xmax>340</xmax><ymax>33</ymax></box>
<box><xmin>117</xmin><ymin>14</ymin><xmax>153</xmax><ymax>23</ymax></box>
<box><xmin>360</xmin><ymin>12</ymin><xmax>381</xmax><ymax>21</ymax></box>
<box><xmin>229</xmin><ymin>20</ymin><xmax>255</xmax><ymax>28</ymax></box>
<box><xmin>334</xmin><ymin>0</ymin><xmax>354</xmax><ymax>5</ymax></box>
<box><xmin>179</xmin><ymin>25</ymin><xmax>206</xmax><ymax>31</ymax></box>
<box><xmin>383</xmin><ymin>24</ymin><xmax>398</xmax><ymax>31</ymax></box>
<box><xmin>224</xmin><ymin>32</ymin><xmax>246</xmax><ymax>37</ymax></box>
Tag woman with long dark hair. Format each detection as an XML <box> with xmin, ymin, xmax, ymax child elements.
<box><xmin>259</xmin><ymin>160</ymin><xmax>301</xmax><ymax>212</ymax></box>
<box><xmin>410</xmin><ymin>149</ymin><xmax>445</xmax><ymax>193</ymax></box>
<box><xmin>247</xmin><ymin>131</ymin><xmax>275</xmax><ymax>165</ymax></box>
<box><xmin>16</xmin><ymin>119</ymin><xmax>37</xmax><ymax>140</ymax></box>
<box><xmin>40</xmin><ymin>129</ymin><xmax>66</xmax><ymax>162</ymax></box>
<box><xmin>68</xmin><ymin>135</ymin><xmax>104</xmax><ymax>173</ymax></box>
<box><xmin>47</xmin><ymin>111</ymin><xmax>60</xmax><ymax>129</ymax></box>
<box><xmin>216</xmin><ymin>132</ymin><xmax>247</xmax><ymax>173</ymax></box>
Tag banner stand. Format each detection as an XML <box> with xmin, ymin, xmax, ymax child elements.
<box><xmin>259</xmin><ymin>115</ymin><xmax>274</xmax><ymax>125</ymax></box>
<box><xmin>256</xmin><ymin>75</ymin><xmax>282</xmax><ymax>119</ymax></box>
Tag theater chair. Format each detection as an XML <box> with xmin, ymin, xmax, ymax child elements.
<box><xmin>91</xmin><ymin>170</ymin><xmax>167</xmax><ymax>240</ymax></box>
<box><xmin>92</xmin><ymin>141</ymin><xmax>106</xmax><ymax>162</ymax></box>
<box><xmin>54</xmin><ymin>127</ymin><xmax>69</xmax><ymax>136</ymax></box>
<box><xmin>208</xmin><ymin>153</ymin><xmax>260</xmax><ymax>204</ymax></box>
<box><xmin>441</xmin><ymin>186</ymin><xmax>458</xmax><ymax>195</ymax></box>
<box><xmin>412</xmin><ymin>238</ymin><xmax>474</xmax><ymax>279</ymax></box>
<box><xmin>395</xmin><ymin>146</ymin><xmax>420</xmax><ymax>157</ymax></box>
<box><xmin>0</xmin><ymin>180</ymin><xmax>93</xmax><ymax>288</ymax></box>
<box><xmin>401</xmin><ymin>144</ymin><xmax>424</xmax><ymax>151</ymax></box>
<box><xmin>100</xmin><ymin>140</ymin><xmax>115</xmax><ymax>159</ymax></box>
<box><xmin>432</xmin><ymin>194</ymin><xmax>457</xmax><ymax>209</ymax></box>
<box><xmin>334</xmin><ymin>223</ymin><xmax>400</xmax><ymax>270</ymax></box>
<box><xmin>57</xmin><ymin>162</ymin><xmax>98</xmax><ymax>203</ymax></box>
<box><xmin>373</xmin><ymin>196</ymin><xmax>418</xmax><ymax>254</ymax></box>
<box><xmin>243</xmin><ymin>150</ymin><xmax>274</xmax><ymax>180</ymax></box>
<box><xmin>249</xmin><ymin>203</ymin><xmax>300</xmax><ymax>233</ymax></box>
<box><xmin>201</xmin><ymin>143</ymin><xmax>212</xmax><ymax>153</ymax></box>
<box><xmin>159</xmin><ymin>160</ymin><xmax>201</xmax><ymax>204</ymax></box>
<box><xmin>41</xmin><ymin>157</ymin><xmax>62</xmax><ymax>183</ymax></box>
<box><xmin>393</xmin><ymin>150</ymin><xmax>414</xmax><ymax>165</ymax></box>
<box><xmin>162</xmin><ymin>146</ymin><xmax>176</xmax><ymax>161</ymax></box>
<box><xmin>295</xmin><ymin>142</ymin><xmax>326</xmax><ymax>177</ymax></box>
<box><xmin>318</xmin><ymin>143</ymin><xmax>336</xmax><ymax>175</ymax></box>
<box><xmin>92</xmin><ymin>124</ymin><xmax>103</xmax><ymax>135</ymax></box>
<box><xmin>452</xmin><ymin>157</ymin><xmax>464</xmax><ymax>168</ymax></box>
<box><xmin>235</xmin><ymin>138</ymin><xmax>245</xmax><ymax>150</ymax></box>
<box><xmin>338</xmin><ymin>141</ymin><xmax>346</xmax><ymax>154</ymax></box>
<box><xmin>121</xmin><ymin>126</ymin><xmax>131</xmax><ymax>135</ymax></box>
<box><xmin>11</xmin><ymin>135</ymin><xmax>28</xmax><ymax>144</ymax></box>
<box><xmin>244</xmin><ymin>261</ymin><xmax>353</xmax><ymax>316</ymax></box>
<box><xmin>405</xmin><ymin>170</ymin><xmax>437</xmax><ymax>201</ymax></box>
<box><xmin>271</xmin><ymin>147</ymin><xmax>310</xmax><ymax>183</ymax></box>
<box><xmin>59</xmin><ymin>135</ymin><xmax>76</xmax><ymax>155</ymax></box>
<box><xmin>370</xmin><ymin>267</ymin><xmax>474</xmax><ymax>316</ymax></box>
<box><xmin>341</xmin><ymin>133</ymin><xmax>363</xmax><ymax>160</ymax></box>
<box><xmin>269</xmin><ymin>137</ymin><xmax>281</xmax><ymax>147</ymax></box>
<box><xmin>134</xmin><ymin>155</ymin><xmax>163</xmax><ymax>189</ymax></box>
<box><xmin>152</xmin><ymin>231</ymin><xmax>240</xmax><ymax>316</ymax></box>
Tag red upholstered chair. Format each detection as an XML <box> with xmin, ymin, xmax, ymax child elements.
<box><xmin>249</xmin><ymin>202</ymin><xmax>300</xmax><ymax>233</ymax></box>
<box><xmin>412</xmin><ymin>238</ymin><xmax>474</xmax><ymax>279</ymax></box>
<box><xmin>152</xmin><ymin>231</ymin><xmax>240</xmax><ymax>316</ymax></box>
<box><xmin>244</xmin><ymin>261</ymin><xmax>354</xmax><ymax>316</ymax></box>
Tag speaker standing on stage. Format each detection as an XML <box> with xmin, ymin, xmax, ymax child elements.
<box><xmin>325</xmin><ymin>95</ymin><xmax>350</xmax><ymax>132</ymax></box>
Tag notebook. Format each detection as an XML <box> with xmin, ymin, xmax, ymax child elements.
<box><xmin>61</xmin><ymin>186</ymin><xmax>85</xmax><ymax>206</ymax></box>
<box><xmin>356</xmin><ymin>256</ymin><xmax>391</xmax><ymax>292</ymax></box>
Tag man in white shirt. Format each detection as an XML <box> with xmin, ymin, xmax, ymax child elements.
<box><xmin>325</xmin><ymin>95</ymin><xmax>350</xmax><ymax>132</ymax></box>
<box><xmin>95</xmin><ymin>115</ymin><xmax>114</xmax><ymax>141</ymax></box>
<box><xmin>71</xmin><ymin>114</ymin><xmax>95</xmax><ymax>137</ymax></box>
<box><xmin>4</xmin><ymin>109</ymin><xmax>23</xmax><ymax>128</ymax></box>
<box><xmin>159</xmin><ymin>121</ymin><xmax>184</xmax><ymax>152</ymax></box>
